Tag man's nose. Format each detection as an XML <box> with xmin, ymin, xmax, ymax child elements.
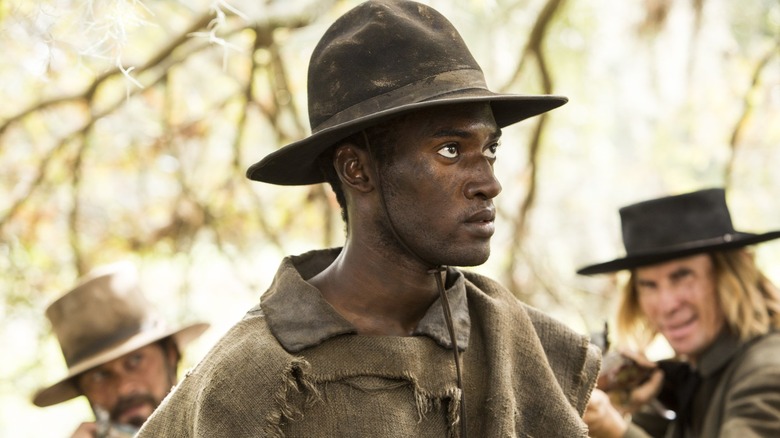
<box><xmin>115</xmin><ymin>372</ymin><xmax>142</xmax><ymax>396</ymax></box>
<box><xmin>656</xmin><ymin>286</ymin><xmax>682</xmax><ymax>314</ymax></box>
<box><xmin>464</xmin><ymin>159</ymin><xmax>501</xmax><ymax>200</ymax></box>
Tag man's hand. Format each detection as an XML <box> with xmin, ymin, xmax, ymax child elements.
<box><xmin>599</xmin><ymin>350</ymin><xmax>664</xmax><ymax>416</ymax></box>
<box><xmin>69</xmin><ymin>422</ymin><xmax>98</xmax><ymax>438</ymax></box>
<box><xmin>69</xmin><ymin>421</ymin><xmax>137</xmax><ymax>438</ymax></box>
<box><xmin>617</xmin><ymin>367</ymin><xmax>664</xmax><ymax>415</ymax></box>
<box><xmin>609</xmin><ymin>370</ymin><xmax>664</xmax><ymax>415</ymax></box>
<box><xmin>584</xmin><ymin>388</ymin><xmax>629</xmax><ymax>438</ymax></box>
<box><xmin>587</xmin><ymin>351</ymin><xmax>669</xmax><ymax>437</ymax></box>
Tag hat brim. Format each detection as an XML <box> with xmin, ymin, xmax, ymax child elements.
<box><xmin>32</xmin><ymin>322</ymin><xmax>209</xmax><ymax>407</ymax></box>
<box><xmin>246</xmin><ymin>90</ymin><xmax>567</xmax><ymax>186</ymax></box>
<box><xmin>577</xmin><ymin>231</ymin><xmax>780</xmax><ymax>275</ymax></box>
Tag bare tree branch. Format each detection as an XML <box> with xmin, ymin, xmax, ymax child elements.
<box><xmin>499</xmin><ymin>0</ymin><xmax>566</xmax><ymax>295</ymax></box>
<box><xmin>724</xmin><ymin>42</ymin><xmax>779</xmax><ymax>187</ymax></box>
<box><xmin>67</xmin><ymin>133</ymin><xmax>88</xmax><ymax>276</ymax></box>
<box><xmin>0</xmin><ymin>12</ymin><xmax>215</xmax><ymax>141</ymax></box>
<box><xmin>0</xmin><ymin>2</ymin><xmax>330</xmax><ymax>146</ymax></box>
<box><xmin>0</xmin><ymin>59</ymin><xmax>175</xmax><ymax>234</ymax></box>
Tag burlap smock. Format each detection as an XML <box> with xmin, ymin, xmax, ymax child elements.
<box><xmin>138</xmin><ymin>248</ymin><xmax>600</xmax><ymax>437</ymax></box>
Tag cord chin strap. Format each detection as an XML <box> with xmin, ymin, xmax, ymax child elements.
<box><xmin>429</xmin><ymin>266</ymin><xmax>468</xmax><ymax>437</ymax></box>
<box><xmin>362</xmin><ymin>131</ymin><xmax>467</xmax><ymax>437</ymax></box>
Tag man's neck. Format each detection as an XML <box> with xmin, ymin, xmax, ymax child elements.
<box><xmin>308</xmin><ymin>240</ymin><xmax>442</xmax><ymax>336</ymax></box>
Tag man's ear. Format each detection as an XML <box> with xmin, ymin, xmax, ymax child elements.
<box><xmin>164</xmin><ymin>340</ymin><xmax>181</xmax><ymax>383</ymax></box>
<box><xmin>334</xmin><ymin>144</ymin><xmax>374</xmax><ymax>192</ymax></box>
<box><xmin>164</xmin><ymin>340</ymin><xmax>180</xmax><ymax>369</ymax></box>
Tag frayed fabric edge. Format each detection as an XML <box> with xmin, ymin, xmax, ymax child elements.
<box><xmin>263</xmin><ymin>358</ymin><xmax>320</xmax><ymax>438</ymax></box>
<box><xmin>416</xmin><ymin>385</ymin><xmax>462</xmax><ymax>438</ymax></box>
<box><xmin>262</xmin><ymin>365</ymin><xmax>463</xmax><ymax>438</ymax></box>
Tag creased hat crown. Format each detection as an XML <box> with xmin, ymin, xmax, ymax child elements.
<box><xmin>307</xmin><ymin>0</ymin><xmax>482</xmax><ymax>131</ymax></box>
<box><xmin>46</xmin><ymin>262</ymin><xmax>158</xmax><ymax>367</ymax></box>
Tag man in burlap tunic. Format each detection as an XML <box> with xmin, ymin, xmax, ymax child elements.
<box><xmin>138</xmin><ymin>1</ymin><xmax>600</xmax><ymax>436</ymax></box>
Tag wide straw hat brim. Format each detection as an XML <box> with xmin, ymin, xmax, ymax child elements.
<box><xmin>32</xmin><ymin>322</ymin><xmax>209</xmax><ymax>407</ymax></box>
<box><xmin>577</xmin><ymin>231</ymin><xmax>780</xmax><ymax>275</ymax></box>
<box><xmin>247</xmin><ymin>92</ymin><xmax>567</xmax><ymax>186</ymax></box>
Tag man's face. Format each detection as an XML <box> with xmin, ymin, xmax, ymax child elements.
<box><xmin>77</xmin><ymin>342</ymin><xmax>177</xmax><ymax>428</ymax></box>
<box><xmin>376</xmin><ymin>102</ymin><xmax>502</xmax><ymax>267</ymax></box>
<box><xmin>635</xmin><ymin>254</ymin><xmax>726</xmax><ymax>362</ymax></box>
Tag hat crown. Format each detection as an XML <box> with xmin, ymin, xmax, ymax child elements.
<box><xmin>577</xmin><ymin>188</ymin><xmax>780</xmax><ymax>275</ymax></box>
<box><xmin>45</xmin><ymin>262</ymin><xmax>162</xmax><ymax>368</ymax></box>
<box><xmin>620</xmin><ymin>188</ymin><xmax>735</xmax><ymax>255</ymax></box>
<box><xmin>307</xmin><ymin>0</ymin><xmax>485</xmax><ymax>132</ymax></box>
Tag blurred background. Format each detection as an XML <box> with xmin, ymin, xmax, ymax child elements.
<box><xmin>1</xmin><ymin>0</ymin><xmax>778</xmax><ymax>435</ymax></box>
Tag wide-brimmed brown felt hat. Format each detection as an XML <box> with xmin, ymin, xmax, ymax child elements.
<box><xmin>577</xmin><ymin>188</ymin><xmax>780</xmax><ymax>275</ymax></box>
<box><xmin>32</xmin><ymin>261</ymin><xmax>209</xmax><ymax>407</ymax></box>
<box><xmin>246</xmin><ymin>0</ymin><xmax>568</xmax><ymax>186</ymax></box>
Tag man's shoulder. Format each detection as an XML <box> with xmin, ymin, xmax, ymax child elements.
<box><xmin>733</xmin><ymin>330</ymin><xmax>780</xmax><ymax>374</ymax></box>
<box><xmin>138</xmin><ymin>306</ymin><xmax>309</xmax><ymax>437</ymax></box>
<box><xmin>460</xmin><ymin>269</ymin><xmax>582</xmax><ymax>336</ymax></box>
<box><xmin>191</xmin><ymin>306</ymin><xmax>294</xmax><ymax>376</ymax></box>
<box><xmin>752</xmin><ymin>329</ymin><xmax>780</xmax><ymax>348</ymax></box>
<box><xmin>459</xmin><ymin>269</ymin><xmax>519</xmax><ymax>303</ymax></box>
<box><xmin>460</xmin><ymin>269</ymin><xmax>600</xmax><ymax>415</ymax></box>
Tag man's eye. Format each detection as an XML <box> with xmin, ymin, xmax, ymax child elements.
<box><xmin>83</xmin><ymin>369</ymin><xmax>108</xmax><ymax>386</ymax></box>
<box><xmin>483</xmin><ymin>142</ymin><xmax>500</xmax><ymax>159</ymax></box>
<box><xmin>126</xmin><ymin>352</ymin><xmax>143</xmax><ymax>369</ymax></box>
<box><xmin>671</xmin><ymin>268</ymin><xmax>693</xmax><ymax>283</ymax></box>
<box><xmin>437</xmin><ymin>144</ymin><xmax>459</xmax><ymax>158</ymax></box>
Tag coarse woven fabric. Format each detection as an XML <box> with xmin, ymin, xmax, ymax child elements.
<box><xmin>138</xmin><ymin>249</ymin><xmax>600</xmax><ymax>437</ymax></box>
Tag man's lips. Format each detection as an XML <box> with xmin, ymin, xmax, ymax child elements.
<box><xmin>114</xmin><ymin>397</ymin><xmax>155</xmax><ymax>425</ymax></box>
<box><xmin>661</xmin><ymin>315</ymin><xmax>697</xmax><ymax>341</ymax></box>
<box><xmin>464</xmin><ymin>208</ymin><xmax>495</xmax><ymax>237</ymax></box>
<box><xmin>466</xmin><ymin>208</ymin><xmax>495</xmax><ymax>223</ymax></box>
<box><xmin>118</xmin><ymin>402</ymin><xmax>149</xmax><ymax>420</ymax></box>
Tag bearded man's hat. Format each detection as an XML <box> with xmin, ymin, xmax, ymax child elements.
<box><xmin>32</xmin><ymin>261</ymin><xmax>209</xmax><ymax>407</ymax></box>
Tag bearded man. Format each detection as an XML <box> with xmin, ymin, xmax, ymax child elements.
<box><xmin>33</xmin><ymin>262</ymin><xmax>208</xmax><ymax>437</ymax></box>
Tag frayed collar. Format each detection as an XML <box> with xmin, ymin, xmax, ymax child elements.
<box><xmin>260</xmin><ymin>248</ymin><xmax>470</xmax><ymax>353</ymax></box>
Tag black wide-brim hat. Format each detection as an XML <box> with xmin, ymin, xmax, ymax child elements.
<box><xmin>577</xmin><ymin>188</ymin><xmax>780</xmax><ymax>275</ymax></box>
<box><xmin>246</xmin><ymin>0</ymin><xmax>567</xmax><ymax>186</ymax></box>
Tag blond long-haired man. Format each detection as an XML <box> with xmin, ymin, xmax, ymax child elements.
<box><xmin>579</xmin><ymin>188</ymin><xmax>780</xmax><ymax>438</ymax></box>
